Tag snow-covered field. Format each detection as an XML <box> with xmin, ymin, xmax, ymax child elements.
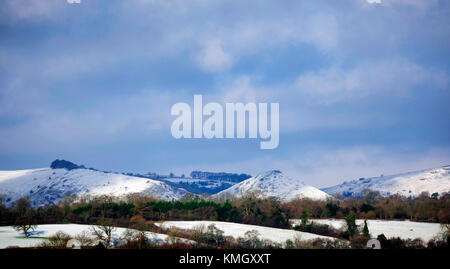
<box><xmin>157</xmin><ymin>220</ymin><xmax>337</xmax><ymax>244</ymax></box>
<box><xmin>1</xmin><ymin>220</ymin><xmax>443</xmax><ymax>249</ymax></box>
<box><xmin>0</xmin><ymin>224</ymin><xmax>188</xmax><ymax>249</ymax></box>
<box><xmin>290</xmin><ymin>219</ymin><xmax>444</xmax><ymax>241</ymax></box>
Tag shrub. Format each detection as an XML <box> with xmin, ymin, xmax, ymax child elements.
<box><xmin>43</xmin><ymin>231</ymin><xmax>72</xmax><ymax>248</ymax></box>
<box><xmin>294</xmin><ymin>222</ymin><xmax>345</xmax><ymax>239</ymax></box>
<box><xmin>74</xmin><ymin>231</ymin><xmax>96</xmax><ymax>247</ymax></box>
<box><xmin>284</xmin><ymin>239</ymin><xmax>294</xmax><ymax>249</ymax></box>
<box><xmin>185</xmin><ymin>224</ymin><xmax>226</xmax><ymax>247</ymax></box>
<box><xmin>293</xmin><ymin>238</ymin><xmax>350</xmax><ymax>249</ymax></box>
<box><xmin>427</xmin><ymin>238</ymin><xmax>449</xmax><ymax>249</ymax></box>
<box><xmin>119</xmin><ymin>229</ymin><xmax>155</xmax><ymax>249</ymax></box>
<box><xmin>237</xmin><ymin>230</ymin><xmax>264</xmax><ymax>249</ymax></box>
<box><xmin>405</xmin><ymin>238</ymin><xmax>425</xmax><ymax>249</ymax></box>
<box><xmin>377</xmin><ymin>234</ymin><xmax>406</xmax><ymax>249</ymax></box>
<box><xmin>362</xmin><ymin>220</ymin><xmax>370</xmax><ymax>237</ymax></box>
<box><xmin>344</xmin><ymin>214</ymin><xmax>358</xmax><ymax>238</ymax></box>
<box><xmin>350</xmin><ymin>235</ymin><xmax>369</xmax><ymax>249</ymax></box>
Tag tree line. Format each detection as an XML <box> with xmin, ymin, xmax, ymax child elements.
<box><xmin>282</xmin><ymin>191</ymin><xmax>450</xmax><ymax>223</ymax></box>
<box><xmin>0</xmin><ymin>193</ymin><xmax>289</xmax><ymax>229</ymax></box>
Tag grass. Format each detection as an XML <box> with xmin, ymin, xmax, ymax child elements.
<box><xmin>14</xmin><ymin>236</ymin><xmax>48</xmax><ymax>239</ymax></box>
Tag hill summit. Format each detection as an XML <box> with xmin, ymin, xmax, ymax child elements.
<box><xmin>50</xmin><ymin>159</ymin><xmax>85</xmax><ymax>170</ymax></box>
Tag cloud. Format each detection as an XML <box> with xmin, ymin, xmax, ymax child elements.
<box><xmin>0</xmin><ymin>89</ymin><xmax>179</xmax><ymax>154</ymax></box>
<box><xmin>289</xmin><ymin>146</ymin><xmax>450</xmax><ymax>187</ymax></box>
<box><xmin>295</xmin><ymin>59</ymin><xmax>448</xmax><ymax>104</ymax></box>
<box><xmin>0</xmin><ymin>0</ymin><xmax>66</xmax><ymax>23</ymax></box>
<box><xmin>380</xmin><ymin>0</ymin><xmax>439</xmax><ymax>9</ymax></box>
<box><xmin>195</xmin><ymin>39</ymin><xmax>233</xmax><ymax>72</ymax></box>
<box><xmin>361</xmin><ymin>0</ymin><xmax>442</xmax><ymax>14</ymax></box>
<box><xmin>184</xmin><ymin>8</ymin><xmax>339</xmax><ymax>71</ymax></box>
<box><xmin>214</xmin><ymin>76</ymin><xmax>275</xmax><ymax>103</ymax></box>
<box><xmin>169</xmin><ymin>145</ymin><xmax>450</xmax><ymax>188</ymax></box>
<box><xmin>213</xmin><ymin>12</ymin><xmax>339</xmax><ymax>60</ymax></box>
<box><xmin>1</xmin><ymin>0</ymin><xmax>449</xmax><ymax>177</ymax></box>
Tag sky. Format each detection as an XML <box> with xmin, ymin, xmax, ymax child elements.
<box><xmin>0</xmin><ymin>0</ymin><xmax>449</xmax><ymax>187</ymax></box>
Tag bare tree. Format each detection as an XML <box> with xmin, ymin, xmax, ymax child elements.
<box><xmin>60</xmin><ymin>194</ymin><xmax>77</xmax><ymax>215</ymax></box>
<box><xmin>13</xmin><ymin>216</ymin><xmax>37</xmax><ymax>238</ymax></box>
<box><xmin>74</xmin><ymin>230</ymin><xmax>96</xmax><ymax>247</ymax></box>
<box><xmin>13</xmin><ymin>197</ymin><xmax>32</xmax><ymax>216</ymax></box>
<box><xmin>441</xmin><ymin>223</ymin><xmax>450</xmax><ymax>240</ymax></box>
<box><xmin>90</xmin><ymin>218</ymin><xmax>116</xmax><ymax>248</ymax></box>
<box><xmin>47</xmin><ymin>231</ymin><xmax>72</xmax><ymax>247</ymax></box>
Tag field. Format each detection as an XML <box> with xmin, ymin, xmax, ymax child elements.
<box><xmin>0</xmin><ymin>220</ymin><xmax>446</xmax><ymax>249</ymax></box>
<box><xmin>291</xmin><ymin>219</ymin><xmax>444</xmax><ymax>241</ymax></box>
<box><xmin>0</xmin><ymin>224</ymin><xmax>188</xmax><ymax>249</ymax></box>
<box><xmin>157</xmin><ymin>220</ymin><xmax>337</xmax><ymax>244</ymax></box>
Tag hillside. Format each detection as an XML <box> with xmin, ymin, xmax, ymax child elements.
<box><xmin>215</xmin><ymin>170</ymin><xmax>331</xmax><ymax>201</ymax></box>
<box><xmin>322</xmin><ymin>165</ymin><xmax>450</xmax><ymax>198</ymax></box>
<box><xmin>0</xmin><ymin>165</ymin><xmax>188</xmax><ymax>207</ymax></box>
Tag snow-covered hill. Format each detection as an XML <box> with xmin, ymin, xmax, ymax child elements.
<box><xmin>0</xmin><ymin>167</ymin><xmax>188</xmax><ymax>207</ymax></box>
<box><xmin>215</xmin><ymin>170</ymin><xmax>331</xmax><ymax>201</ymax></box>
<box><xmin>322</xmin><ymin>165</ymin><xmax>450</xmax><ymax>198</ymax></box>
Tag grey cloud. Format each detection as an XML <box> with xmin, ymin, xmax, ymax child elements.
<box><xmin>295</xmin><ymin>59</ymin><xmax>449</xmax><ymax>104</ymax></box>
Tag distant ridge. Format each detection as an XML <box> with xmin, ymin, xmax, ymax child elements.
<box><xmin>322</xmin><ymin>165</ymin><xmax>450</xmax><ymax>198</ymax></box>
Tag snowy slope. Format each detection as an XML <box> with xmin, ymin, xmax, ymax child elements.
<box><xmin>0</xmin><ymin>224</ymin><xmax>193</xmax><ymax>249</ymax></box>
<box><xmin>322</xmin><ymin>166</ymin><xmax>450</xmax><ymax>198</ymax></box>
<box><xmin>215</xmin><ymin>170</ymin><xmax>331</xmax><ymax>201</ymax></box>
<box><xmin>291</xmin><ymin>219</ymin><xmax>444</xmax><ymax>241</ymax></box>
<box><xmin>157</xmin><ymin>220</ymin><xmax>338</xmax><ymax>245</ymax></box>
<box><xmin>0</xmin><ymin>168</ymin><xmax>188</xmax><ymax>206</ymax></box>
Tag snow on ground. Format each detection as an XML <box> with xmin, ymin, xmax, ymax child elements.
<box><xmin>157</xmin><ymin>220</ymin><xmax>338</xmax><ymax>244</ymax></box>
<box><xmin>0</xmin><ymin>224</ymin><xmax>189</xmax><ymax>249</ymax></box>
<box><xmin>290</xmin><ymin>219</ymin><xmax>444</xmax><ymax>241</ymax></box>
